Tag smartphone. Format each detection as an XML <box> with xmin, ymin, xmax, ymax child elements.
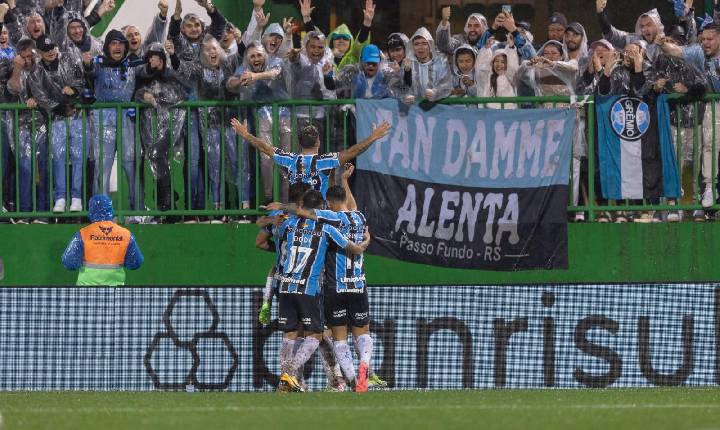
<box><xmin>502</xmin><ymin>5</ymin><xmax>512</xmax><ymax>14</ymax></box>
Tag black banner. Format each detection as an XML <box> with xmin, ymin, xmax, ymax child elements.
<box><xmin>355</xmin><ymin>170</ymin><xmax>568</xmax><ymax>270</ymax></box>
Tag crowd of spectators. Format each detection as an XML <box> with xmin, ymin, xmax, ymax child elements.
<box><xmin>0</xmin><ymin>0</ymin><xmax>718</xmax><ymax>223</ymax></box>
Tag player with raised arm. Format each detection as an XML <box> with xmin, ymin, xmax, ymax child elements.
<box><xmin>265</xmin><ymin>164</ymin><xmax>384</xmax><ymax>391</ymax></box>
<box><xmin>274</xmin><ymin>190</ymin><xmax>370</xmax><ymax>392</ymax></box>
<box><xmin>230</xmin><ymin>117</ymin><xmax>390</xmax><ymax>199</ymax></box>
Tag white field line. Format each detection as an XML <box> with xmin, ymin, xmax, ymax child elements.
<box><xmin>3</xmin><ymin>403</ymin><xmax>720</xmax><ymax>415</ymax></box>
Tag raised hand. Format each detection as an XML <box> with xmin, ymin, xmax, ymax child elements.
<box><xmin>363</xmin><ymin>0</ymin><xmax>375</xmax><ymax>27</ymax></box>
<box><xmin>230</xmin><ymin>118</ymin><xmax>252</xmax><ymax>139</ymax></box>
<box><xmin>0</xmin><ymin>3</ymin><xmax>9</xmax><ymax>21</ymax></box>
<box><xmin>299</xmin><ymin>0</ymin><xmax>314</xmax><ymax>22</ymax></box>
<box><xmin>173</xmin><ymin>0</ymin><xmax>182</xmax><ymax>19</ymax></box>
<box><xmin>596</xmin><ymin>0</ymin><xmax>607</xmax><ymax>13</ymax></box>
<box><xmin>342</xmin><ymin>163</ymin><xmax>355</xmax><ymax>180</ymax></box>
<box><xmin>253</xmin><ymin>0</ymin><xmax>265</xmax><ymax>10</ymax></box>
<box><xmin>370</xmin><ymin>121</ymin><xmax>391</xmax><ymax>141</ymax></box>
<box><xmin>502</xmin><ymin>12</ymin><xmax>516</xmax><ymax>32</ymax></box>
<box><xmin>255</xmin><ymin>9</ymin><xmax>270</xmax><ymax>28</ymax></box>
<box><xmin>164</xmin><ymin>39</ymin><xmax>175</xmax><ymax>56</ymax></box>
<box><xmin>283</xmin><ymin>17</ymin><xmax>294</xmax><ymax>34</ymax></box>
<box><xmin>441</xmin><ymin>6</ymin><xmax>451</xmax><ymax>24</ymax></box>
<box><xmin>158</xmin><ymin>0</ymin><xmax>168</xmax><ymax>17</ymax></box>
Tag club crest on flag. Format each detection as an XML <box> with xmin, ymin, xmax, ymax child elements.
<box><xmin>610</xmin><ymin>97</ymin><xmax>650</xmax><ymax>141</ymax></box>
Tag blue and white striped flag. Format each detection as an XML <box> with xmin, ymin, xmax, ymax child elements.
<box><xmin>596</xmin><ymin>95</ymin><xmax>681</xmax><ymax>200</ymax></box>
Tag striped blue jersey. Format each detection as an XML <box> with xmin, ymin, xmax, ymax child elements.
<box><xmin>315</xmin><ymin>210</ymin><xmax>367</xmax><ymax>292</ymax></box>
<box><xmin>276</xmin><ymin>216</ymin><xmax>349</xmax><ymax>296</ymax></box>
<box><xmin>273</xmin><ymin>149</ymin><xmax>341</xmax><ymax>199</ymax></box>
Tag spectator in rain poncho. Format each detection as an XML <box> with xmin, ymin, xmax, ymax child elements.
<box><xmin>435</xmin><ymin>8</ymin><xmax>488</xmax><ymax>56</ymax></box>
<box><xmin>7</xmin><ymin>38</ymin><xmax>50</xmax><ymax>216</ymax></box>
<box><xmin>133</xmin><ymin>42</ymin><xmax>187</xmax><ymax>213</ymax></box>
<box><xmin>579</xmin><ymin>39</ymin><xmax>650</xmax><ymax>97</ymax></box>
<box><xmin>565</xmin><ymin>22</ymin><xmax>589</xmax><ymax>77</ymax></box>
<box><xmin>596</xmin><ymin>2</ymin><xmax>665</xmax><ymax>63</ymax></box>
<box><xmin>59</xmin><ymin>12</ymin><xmax>102</xmax><ymax>63</ymax></box>
<box><xmin>479</xmin><ymin>12</ymin><xmax>537</xmax><ymax>62</ymax></box>
<box><xmin>518</xmin><ymin>40</ymin><xmax>577</xmax><ymax>97</ymax></box>
<box><xmin>227</xmin><ymin>41</ymin><xmax>289</xmax><ymax>203</ymax></box>
<box><xmin>324</xmin><ymin>44</ymin><xmax>397</xmax><ymax>100</ymax></box>
<box><xmin>475</xmin><ymin>40</ymin><xmax>520</xmax><ymax>108</ymax></box>
<box><xmin>384</xmin><ymin>32</ymin><xmax>412</xmax><ymax>99</ymax></box>
<box><xmin>5</xmin><ymin>10</ymin><xmax>47</xmax><ymax>45</ymax></box>
<box><xmin>168</xmin><ymin>0</ymin><xmax>227</xmax><ymax>63</ymax></box>
<box><xmin>449</xmin><ymin>44</ymin><xmax>480</xmax><ymax>97</ymax></box>
<box><xmin>285</xmin><ymin>30</ymin><xmax>335</xmax><ymax>131</ymax></box>
<box><xmin>28</xmin><ymin>36</ymin><xmax>85</xmax><ymax>214</ymax></box>
<box><xmin>173</xmin><ymin>35</ymin><xmax>245</xmax><ymax>213</ymax></box>
<box><xmin>123</xmin><ymin>0</ymin><xmax>170</xmax><ymax>62</ymax></box>
<box><xmin>84</xmin><ymin>29</ymin><xmax>145</xmax><ymax>214</ymax></box>
<box><xmin>403</xmin><ymin>27</ymin><xmax>452</xmax><ymax>104</ymax></box>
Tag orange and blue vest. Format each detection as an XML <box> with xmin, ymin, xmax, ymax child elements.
<box><xmin>77</xmin><ymin>221</ymin><xmax>132</xmax><ymax>286</ymax></box>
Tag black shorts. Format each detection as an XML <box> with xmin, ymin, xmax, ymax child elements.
<box><xmin>323</xmin><ymin>288</ymin><xmax>370</xmax><ymax>328</ymax></box>
<box><xmin>278</xmin><ymin>292</ymin><xmax>324</xmax><ymax>333</ymax></box>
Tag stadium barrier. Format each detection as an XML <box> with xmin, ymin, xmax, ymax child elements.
<box><xmin>0</xmin><ymin>284</ymin><xmax>717</xmax><ymax>391</ymax></box>
<box><xmin>1</xmin><ymin>94</ymin><xmax>716</xmax><ymax>222</ymax></box>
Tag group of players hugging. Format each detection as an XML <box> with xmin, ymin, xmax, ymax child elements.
<box><xmin>230</xmin><ymin>117</ymin><xmax>391</xmax><ymax>393</ymax></box>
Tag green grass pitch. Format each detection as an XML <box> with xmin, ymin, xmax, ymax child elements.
<box><xmin>1</xmin><ymin>388</ymin><xmax>719</xmax><ymax>430</ymax></box>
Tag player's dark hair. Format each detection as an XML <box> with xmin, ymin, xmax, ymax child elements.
<box><xmin>301</xmin><ymin>190</ymin><xmax>324</xmax><ymax>210</ymax></box>
<box><xmin>289</xmin><ymin>183</ymin><xmax>312</xmax><ymax>204</ymax></box>
<box><xmin>299</xmin><ymin>125</ymin><xmax>320</xmax><ymax>149</ymax></box>
<box><xmin>326</xmin><ymin>186</ymin><xmax>346</xmax><ymax>204</ymax></box>
<box><xmin>704</xmin><ymin>23</ymin><xmax>720</xmax><ymax>33</ymax></box>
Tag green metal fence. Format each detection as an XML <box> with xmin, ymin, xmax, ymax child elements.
<box><xmin>0</xmin><ymin>95</ymin><xmax>715</xmax><ymax>223</ymax></box>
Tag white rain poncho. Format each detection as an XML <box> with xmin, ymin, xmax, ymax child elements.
<box><xmin>476</xmin><ymin>43</ymin><xmax>520</xmax><ymax>108</ymax></box>
<box><xmin>436</xmin><ymin>13</ymin><xmax>488</xmax><ymax>55</ymax></box>
<box><xmin>518</xmin><ymin>40</ymin><xmax>577</xmax><ymax>97</ymax></box>
<box><xmin>286</xmin><ymin>30</ymin><xmax>336</xmax><ymax>117</ymax></box>
<box><xmin>405</xmin><ymin>27</ymin><xmax>452</xmax><ymax>102</ymax></box>
<box><xmin>450</xmin><ymin>44</ymin><xmax>480</xmax><ymax>97</ymax></box>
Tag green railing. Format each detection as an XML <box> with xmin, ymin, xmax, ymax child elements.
<box><xmin>0</xmin><ymin>95</ymin><xmax>715</xmax><ymax>223</ymax></box>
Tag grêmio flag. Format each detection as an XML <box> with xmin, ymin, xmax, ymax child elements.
<box><xmin>353</xmin><ymin>99</ymin><xmax>575</xmax><ymax>271</ymax></box>
<box><xmin>596</xmin><ymin>95</ymin><xmax>681</xmax><ymax>200</ymax></box>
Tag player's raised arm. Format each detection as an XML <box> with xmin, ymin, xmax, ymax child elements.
<box><xmin>230</xmin><ymin>118</ymin><xmax>276</xmax><ymax>158</ymax></box>
<box><xmin>262</xmin><ymin>202</ymin><xmax>319</xmax><ymax>220</ymax></box>
<box><xmin>339</xmin><ymin>121</ymin><xmax>391</xmax><ymax>165</ymax></box>
<box><xmin>341</xmin><ymin>164</ymin><xmax>357</xmax><ymax>211</ymax></box>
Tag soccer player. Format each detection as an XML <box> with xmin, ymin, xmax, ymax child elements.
<box><xmin>274</xmin><ymin>190</ymin><xmax>370</xmax><ymax>392</ymax></box>
<box><xmin>230</xmin><ymin>117</ymin><xmax>390</xmax><ymax>199</ymax></box>
<box><xmin>265</xmin><ymin>165</ymin><xmax>383</xmax><ymax>391</ymax></box>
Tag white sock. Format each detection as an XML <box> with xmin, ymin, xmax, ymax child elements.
<box><xmin>293</xmin><ymin>338</ymin><xmax>305</xmax><ymax>380</ymax></box>
<box><xmin>291</xmin><ymin>337</ymin><xmax>320</xmax><ymax>375</ymax></box>
<box><xmin>279</xmin><ymin>339</ymin><xmax>296</xmax><ymax>375</ymax></box>
<box><xmin>319</xmin><ymin>335</ymin><xmax>340</xmax><ymax>384</ymax></box>
<box><xmin>355</xmin><ymin>334</ymin><xmax>373</xmax><ymax>365</ymax></box>
<box><xmin>333</xmin><ymin>340</ymin><xmax>356</xmax><ymax>382</ymax></box>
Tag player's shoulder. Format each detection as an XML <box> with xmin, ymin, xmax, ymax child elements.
<box><xmin>316</xmin><ymin>152</ymin><xmax>340</xmax><ymax>160</ymax></box>
<box><xmin>274</xmin><ymin>148</ymin><xmax>298</xmax><ymax>158</ymax></box>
